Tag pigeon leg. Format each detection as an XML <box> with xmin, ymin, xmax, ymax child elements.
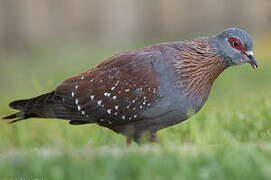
<box><xmin>126</xmin><ymin>137</ymin><xmax>132</xmax><ymax>147</ymax></box>
<box><xmin>149</xmin><ymin>133</ymin><xmax>159</xmax><ymax>143</ymax></box>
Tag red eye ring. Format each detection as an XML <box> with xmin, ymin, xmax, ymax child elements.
<box><xmin>228</xmin><ymin>37</ymin><xmax>245</xmax><ymax>53</ymax></box>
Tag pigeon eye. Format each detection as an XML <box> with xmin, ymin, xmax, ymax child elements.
<box><xmin>228</xmin><ymin>37</ymin><xmax>244</xmax><ymax>51</ymax></box>
<box><xmin>232</xmin><ymin>40</ymin><xmax>239</xmax><ymax>47</ymax></box>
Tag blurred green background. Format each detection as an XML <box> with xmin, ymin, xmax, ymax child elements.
<box><xmin>0</xmin><ymin>0</ymin><xmax>271</xmax><ymax>179</ymax></box>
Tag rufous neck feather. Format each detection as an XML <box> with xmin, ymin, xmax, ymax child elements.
<box><xmin>174</xmin><ymin>38</ymin><xmax>228</xmax><ymax>97</ymax></box>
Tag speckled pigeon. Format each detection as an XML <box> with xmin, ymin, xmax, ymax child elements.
<box><xmin>3</xmin><ymin>27</ymin><xmax>258</xmax><ymax>144</ymax></box>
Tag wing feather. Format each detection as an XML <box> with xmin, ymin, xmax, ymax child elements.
<box><xmin>55</xmin><ymin>48</ymin><xmax>162</xmax><ymax>126</ymax></box>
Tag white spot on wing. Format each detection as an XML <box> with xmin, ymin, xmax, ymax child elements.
<box><xmin>97</xmin><ymin>100</ymin><xmax>102</xmax><ymax>106</ymax></box>
<box><xmin>111</xmin><ymin>87</ymin><xmax>115</xmax><ymax>90</ymax></box>
<box><xmin>75</xmin><ymin>85</ymin><xmax>78</xmax><ymax>89</ymax></box>
<box><xmin>90</xmin><ymin>95</ymin><xmax>95</xmax><ymax>100</ymax></box>
<box><xmin>107</xmin><ymin>109</ymin><xmax>112</xmax><ymax>114</ymax></box>
<box><xmin>77</xmin><ymin>105</ymin><xmax>81</xmax><ymax>111</ymax></box>
<box><xmin>75</xmin><ymin>99</ymin><xmax>79</xmax><ymax>104</ymax></box>
<box><xmin>72</xmin><ymin>92</ymin><xmax>75</xmax><ymax>97</ymax></box>
<box><xmin>113</xmin><ymin>96</ymin><xmax>117</xmax><ymax>99</ymax></box>
<box><xmin>114</xmin><ymin>105</ymin><xmax>119</xmax><ymax>110</ymax></box>
<box><xmin>81</xmin><ymin>76</ymin><xmax>84</xmax><ymax>80</ymax></box>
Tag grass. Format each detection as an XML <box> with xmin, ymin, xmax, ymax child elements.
<box><xmin>0</xmin><ymin>36</ymin><xmax>270</xmax><ymax>180</ymax></box>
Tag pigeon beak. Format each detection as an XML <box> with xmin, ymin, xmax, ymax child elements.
<box><xmin>245</xmin><ymin>51</ymin><xmax>258</xmax><ymax>69</ymax></box>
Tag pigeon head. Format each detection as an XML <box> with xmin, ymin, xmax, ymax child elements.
<box><xmin>212</xmin><ymin>27</ymin><xmax>258</xmax><ymax>69</ymax></box>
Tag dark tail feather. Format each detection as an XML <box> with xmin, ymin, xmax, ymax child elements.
<box><xmin>3</xmin><ymin>112</ymin><xmax>21</xmax><ymax>119</ymax></box>
<box><xmin>3</xmin><ymin>91</ymin><xmax>90</xmax><ymax>123</ymax></box>
<box><xmin>3</xmin><ymin>112</ymin><xmax>37</xmax><ymax>123</ymax></box>
<box><xmin>9</xmin><ymin>99</ymin><xmax>30</xmax><ymax>111</ymax></box>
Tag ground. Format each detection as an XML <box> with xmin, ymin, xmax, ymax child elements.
<box><xmin>0</xmin><ymin>36</ymin><xmax>270</xmax><ymax>180</ymax></box>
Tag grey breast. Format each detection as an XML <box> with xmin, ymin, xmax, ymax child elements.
<box><xmin>139</xmin><ymin>43</ymin><xmax>203</xmax><ymax>130</ymax></box>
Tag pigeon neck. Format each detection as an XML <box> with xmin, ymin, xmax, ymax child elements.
<box><xmin>174</xmin><ymin>38</ymin><xmax>228</xmax><ymax>97</ymax></box>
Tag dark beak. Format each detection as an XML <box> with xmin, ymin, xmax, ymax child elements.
<box><xmin>245</xmin><ymin>51</ymin><xmax>258</xmax><ymax>69</ymax></box>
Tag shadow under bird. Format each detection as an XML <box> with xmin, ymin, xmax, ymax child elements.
<box><xmin>3</xmin><ymin>27</ymin><xmax>258</xmax><ymax>145</ymax></box>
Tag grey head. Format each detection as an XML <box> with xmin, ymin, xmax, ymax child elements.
<box><xmin>211</xmin><ymin>27</ymin><xmax>258</xmax><ymax>69</ymax></box>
